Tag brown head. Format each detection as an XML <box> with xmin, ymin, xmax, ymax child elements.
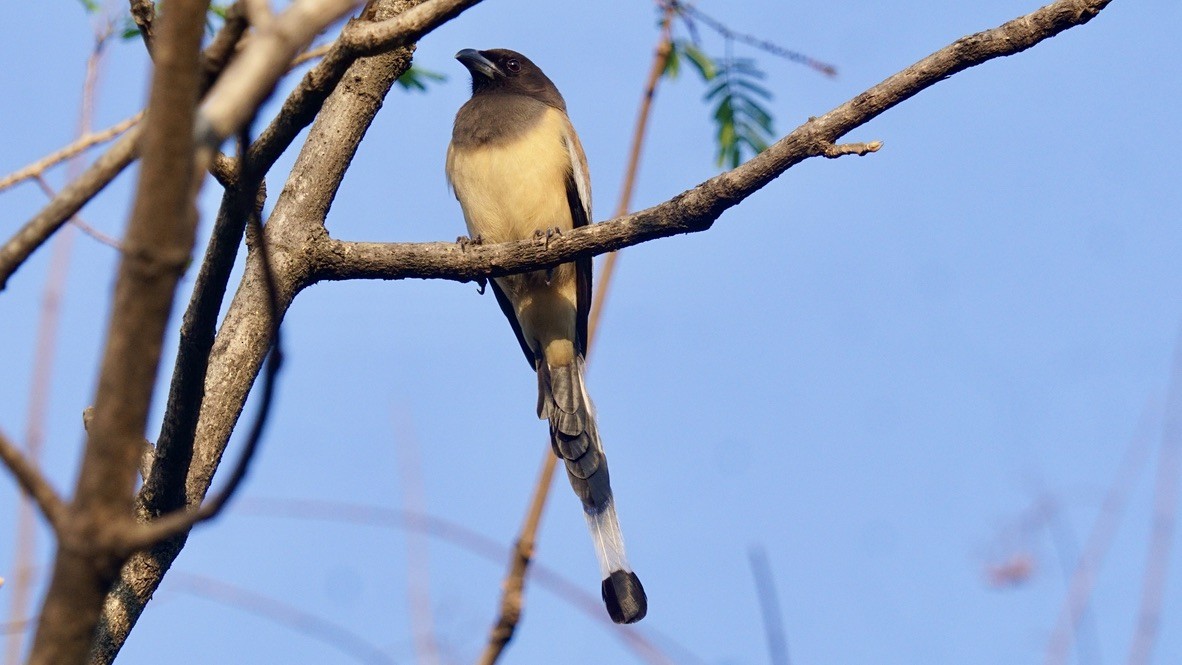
<box><xmin>455</xmin><ymin>48</ymin><xmax>566</xmax><ymax>111</ymax></box>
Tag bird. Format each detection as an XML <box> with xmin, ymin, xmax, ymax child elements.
<box><xmin>445</xmin><ymin>48</ymin><xmax>647</xmax><ymax>624</ymax></box>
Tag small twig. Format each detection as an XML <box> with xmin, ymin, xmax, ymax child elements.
<box><xmin>749</xmin><ymin>545</ymin><xmax>791</xmax><ymax>665</ymax></box>
<box><xmin>0</xmin><ymin>113</ymin><xmax>142</xmax><ymax>194</ymax></box>
<box><xmin>477</xmin><ymin>453</ymin><xmax>559</xmax><ymax>665</ymax></box>
<box><xmin>675</xmin><ymin>1</ymin><xmax>838</xmax><ymax>77</ymax></box>
<box><xmin>238</xmin><ymin>498</ymin><xmax>685</xmax><ymax>665</ymax></box>
<box><xmin>0</xmin><ymin>126</ymin><xmax>139</xmax><ymax>290</ymax></box>
<box><xmin>167</xmin><ymin>572</ymin><xmax>395</xmax><ymax>665</ymax></box>
<box><xmin>129</xmin><ymin>0</ymin><xmax>156</xmax><ymax>52</ymax></box>
<box><xmin>291</xmin><ymin>42</ymin><xmax>333</xmax><ymax>67</ymax></box>
<box><xmin>32</xmin><ymin>176</ymin><xmax>122</xmax><ymax>250</ymax></box>
<box><xmin>586</xmin><ymin>4</ymin><xmax>675</xmax><ymax>358</ymax></box>
<box><xmin>1127</xmin><ymin>324</ymin><xmax>1182</xmax><ymax>665</ymax></box>
<box><xmin>391</xmin><ymin>413</ymin><xmax>441</xmax><ymax>665</ymax></box>
<box><xmin>820</xmin><ymin>140</ymin><xmax>882</xmax><ymax>158</ymax></box>
<box><xmin>1044</xmin><ymin>399</ymin><xmax>1157</xmax><ymax>665</ymax></box>
<box><xmin>0</xmin><ymin>429</ymin><xmax>67</xmax><ymax>533</ymax></box>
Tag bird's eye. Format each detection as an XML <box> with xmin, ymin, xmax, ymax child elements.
<box><xmin>505</xmin><ymin>58</ymin><xmax>521</xmax><ymax>73</ymax></box>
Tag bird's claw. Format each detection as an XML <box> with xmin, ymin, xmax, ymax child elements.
<box><xmin>475</xmin><ymin>276</ymin><xmax>487</xmax><ymax>295</ymax></box>
<box><xmin>456</xmin><ymin>234</ymin><xmax>483</xmax><ymax>252</ymax></box>
<box><xmin>533</xmin><ymin>227</ymin><xmax>562</xmax><ymax>249</ymax></box>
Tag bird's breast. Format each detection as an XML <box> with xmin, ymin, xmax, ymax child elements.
<box><xmin>446</xmin><ymin>106</ymin><xmax>575</xmax><ymax>244</ymax></box>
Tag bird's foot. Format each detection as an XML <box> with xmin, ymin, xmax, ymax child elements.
<box><xmin>456</xmin><ymin>234</ymin><xmax>483</xmax><ymax>252</ymax></box>
<box><xmin>475</xmin><ymin>276</ymin><xmax>487</xmax><ymax>295</ymax></box>
<box><xmin>533</xmin><ymin>227</ymin><xmax>562</xmax><ymax>249</ymax></box>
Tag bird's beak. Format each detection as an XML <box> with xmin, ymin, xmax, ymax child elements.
<box><xmin>455</xmin><ymin>48</ymin><xmax>500</xmax><ymax>80</ymax></box>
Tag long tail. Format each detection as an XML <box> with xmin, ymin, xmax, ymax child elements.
<box><xmin>537</xmin><ymin>356</ymin><xmax>647</xmax><ymax>624</ymax></box>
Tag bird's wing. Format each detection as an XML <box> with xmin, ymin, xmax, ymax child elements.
<box><xmin>560</xmin><ymin>117</ymin><xmax>593</xmax><ymax>357</ymax></box>
<box><xmin>489</xmin><ymin>278</ymin><xmax>537</xmax><ymax>368</ymax></box>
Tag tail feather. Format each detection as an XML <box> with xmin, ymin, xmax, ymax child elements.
<box><xmin>538</xmin><ymin>357</ymin><xmax>648</xmax><ymax>624</ymax></box>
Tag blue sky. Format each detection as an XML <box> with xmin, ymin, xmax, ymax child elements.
<box><xmin>2</xmin><ymin>1</ymin><xmax>1181</xmax><ymax>664</ymax></box>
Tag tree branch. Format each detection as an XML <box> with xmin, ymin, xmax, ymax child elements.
<box><xmin>247</xmin><ymin>0</ymin><xmax>485</xmax><ymax>174</ymax></box>
<box><xmin>0</xmin><ymin>2</ymin><xmax>248</xmax><ymax>291</ymax></box>
<box><xmin>25</xmin><ymin>0</ymin><xmax>211</xmax><ymax>662</ymax></box>
<box><xmin>312</xmin><ymin>0</ymin><xmax>1113</xmax><ymax>286</ymax></box>
<box><xmin>90</xmin><ymin>1</ymin><xmax>432</xmax><ymax>659</ymax></box>
<box><xmin>197</xmin><ymin>0</ymin><xmax>368</xmax><ymax>144</ymax></box>
<box><xmin>0</xmin><ymin>429</ymin><xmax>68</xmax><ymax>533</ymax></box>
<box><xmin>0</xmin><ymin>127</ymin><xmax>140</xmax><ymax>291</ymax></box>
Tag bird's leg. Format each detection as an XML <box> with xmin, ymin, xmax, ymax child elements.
<box><xmin>456</xmin><ymin>235</ymin><xmax>487</xmax><ymax>293</ymax></box>
<box><xmin>533</xmin><ymin>228</ymin><xmax>563</xmax><ymax>282</ymax></box>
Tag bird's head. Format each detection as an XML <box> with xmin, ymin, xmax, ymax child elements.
<box><xmin>455</xmin><ymin>48</ymin><xmax>565</xmax><ymax>109</ymax></box>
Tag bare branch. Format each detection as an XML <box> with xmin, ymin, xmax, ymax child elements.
<box><xmin>114</xmin><ymin>186</ymin><xmax>285</xmax><ymax>555</ymax></box>
<box><xmin>749</xmin><ymin>546</ymin><xmax>791</xmax><ymax>665</ymax></box>
<box><xmin>312</xmin><ymin>0</ymin><xmax>1113</xmax><ymax>286</ymax></box>
<box><xmin>32</xmin><ymin>177</ymin><xmax>122</xmax><ymax>250</ymax></box>
<box><xmin>477</xmin><ymin>452</ymin><xmax>559</xmax><ymax>665</ymax></box>
<box><xmin>201</xmin><ymin>1</ymin><xmax>250</xmax><ymax>87</ymax></box>
<box><xmin>197</xmin><ymin>0</ymin><xmax>368</xmax><ymax>143</ymax></box>
<box><xmin>339</xmin><ymin>0</ymin><xmax>484</xmax><ymax>55</ymax></box>
<box><xmin>26</xmin><ymin>0</ymin><xmax>211</xmax><ymax>661</ymax></box>
<box><xmin>291</xmin><ymin>42</ymin><xmax>333</xmax><ymax>67</ymax></box>
<box><xmin>0</xmin><ymin>127</ymin><xmax>140</xmax><ymax>291</ymax></box>
<box><xmin>821</xmin><ymin>140</ymin><xmax>882</xmax><ymax>158</ymax></box>
<box><xmin>167</xmin><ymin>572</ymin><xmax>396</xmax><ymax>665</ymax></box>
<box><xmin>1044</xmin><ymin>401</ymin><xmax>1158</xmax><ymax>665</ymax></box>
<box><xmin>239</xmin><ymin>498</ymin><xmax>684</xmax><ymax>665</ymax></box>
<box><xmin>0</xmin><ymin>429</ymin><xmax>68</xmax><ymax>533</ymax></box>
<box><xmin>0</xmin><ymin>114</ymin><xmax>142</xmax><ymax>194</ymax></box>
<box><xmin>587</xmin><ymin>6</ymin><xmax>675</xmax><ymax>358</ymax></box>
<box><xmin>91</xmin><ymin>1</ymin><xmax>427</xmax><ymax>659</ymax></box>
<box><xmin>1127</xmin><ymin>327</ymin><xmax>1182</xmax><ymax>665</ymax></box>
<box><xmin>246</xmin><ymin>0</ymin><xmax>485</xmax><ymax>173</ymax></box>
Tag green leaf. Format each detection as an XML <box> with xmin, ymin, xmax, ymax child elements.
<box><xmin>77</xmin><ymin>0</ymin><xmax>101</xmax><ymax>14</ymax></box>
<box><xmin>681</xmin><ymin>42</ymin><xmax>716</xmax><ymax>81</ymax></box>
<box><xmin>121</xmin><ymin>22</ymin><xmax>143</xmax><ymax>41</ymax></box>
<box><xmin>396</xmin><ymin>65</ymin><xmax>447</xmax><ymax>92</ymax></box>
<box><xmin>701</xmin><ymin>55</ymin><xmax>778</xmax><ymax>169</ymax></box>
<box><xmin>732</xmin><ymin>77</ymin><xmax>774</xmax><ymax>101</ymax></box>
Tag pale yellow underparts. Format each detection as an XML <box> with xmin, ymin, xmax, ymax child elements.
<box><xmin>447</xmin><ymin>106</ymin><xmax>580</xmax><ymax>366</ymax></box>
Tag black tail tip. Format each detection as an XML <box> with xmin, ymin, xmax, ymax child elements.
<box><xmin>602</xmin><ymin>570</ymin><xmax>647</xmax><ymax>624</ymax></box>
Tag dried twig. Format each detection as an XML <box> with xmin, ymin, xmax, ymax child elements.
<box><xmin>1127</xmin><ymin>327</ymin><xmax>1182</xmax><ymax>665</ymax></box>
<box><xmin>238</xmin><ymin>498</ymin><xmax>684</xmax><ymax>665</ymax></box>
<box><xmin>0</xmin><ymin>127</ymin><xmax>139</xmax><ymax>290</ymax></box>
<box><xmin>32</xmin><ymin>177</ymin><xmax>121</xmax><ymax>250</ymax></box>
<box><xmin>0</xmin><ymin>429</ymin><xmax>67</xmax><ymax>532</ymax></box>
<box><xmin>1044</xmin><ymin>400</ymin><xmax>1157</xmax><ymax>665</ymax></box>
<box><xmin>675</xmin><ymin>1</ymin><xmax>838</xmax><ymax>77</ymax></box>
<box><xmin>749</xmin><ymin>546</ymin><xmax>791</xmax><ymax>665</ymax></box>
<box><xmin>0</xmin><ymin>113</ymin><xmax>141</xmax><ymax>194</ymax></box>
<box><xmin>167</xmin><ymin>572</ymin><xmax>395</xmax><ymax>665</ymax></box>
<box><xmin>477</xmin><ymin>453</ymin><xmax>560</xmax><ymax>665</ymax></box>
